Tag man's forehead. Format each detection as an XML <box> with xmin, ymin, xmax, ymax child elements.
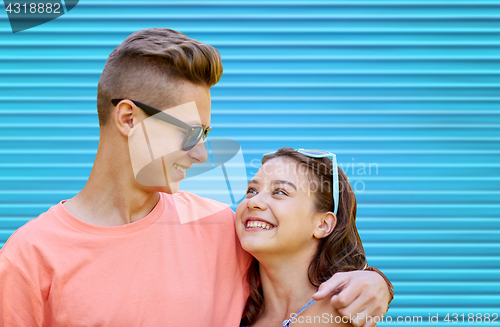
<box><xmin>160</xmin><ymin>101</ymin><xmax>210</xmax><ymax>126</ymax></box>
<box><xmin>170</xmin><ymin>82</ymin><xmax>211</xmax><ymax>111</ymax></box>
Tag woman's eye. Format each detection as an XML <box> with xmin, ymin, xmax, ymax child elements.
<box><xmin>273</xmin><ymin>188</ymin><xmax>288</xmax><ymax>196</ymax></box>
<box><xmin>246</xmin><ymin>187</ymin><xmax>257</xmax><ymax>195</ymax></box>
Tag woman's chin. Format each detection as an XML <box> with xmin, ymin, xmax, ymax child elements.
<box><xmin>239</xmin><ymin>235</ymin><xmax>274</xmax><ymax>256</ymax></box>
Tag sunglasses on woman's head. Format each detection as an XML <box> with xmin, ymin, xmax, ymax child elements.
<box><xmin>111</xmin><ymin>99</ymin><xmax>212</xmax><ymax>151</ymax></box>
<box><xmin>263</xmin><ymin>148</ymin><xmax>339</xmax><ymax>215</ymax></box>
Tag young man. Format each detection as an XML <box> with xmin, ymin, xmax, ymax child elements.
<box><xmin>0</xmin><ymin>28</ymin><xmax>392</xmax><ymax>326</ymax></box>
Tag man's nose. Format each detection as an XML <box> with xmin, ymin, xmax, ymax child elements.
<box><xmin>188</xmin><ymin>140</ymin><xmax>208</xmax><ymax>164</ymax></box>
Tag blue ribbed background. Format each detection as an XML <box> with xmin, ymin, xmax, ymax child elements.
<box><xmin>1</xmin><ymin>1</ymin><xmax>500</xmax><ymax>324</ymax></box>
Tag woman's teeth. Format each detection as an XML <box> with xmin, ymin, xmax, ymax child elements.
<box><xmin>246</xmin><ymin>221</ymin><xmax>273</xmax><ymax>230</ymax></box>
<box><xmin>173</xmin><ymin>163</ymin><xmax>186</xmax><ymax>173</ymax></box>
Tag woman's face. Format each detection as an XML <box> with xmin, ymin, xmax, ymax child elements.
<box><xmin>236</xmin><ymin>157</ymin><xmax>324</xmax><ymax>257</ymax></box>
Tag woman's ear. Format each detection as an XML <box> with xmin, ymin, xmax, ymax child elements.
<box><xmin>313</xmin><ymin>212</ymin><xmax>336</xmax><ymax>239</ymax></box>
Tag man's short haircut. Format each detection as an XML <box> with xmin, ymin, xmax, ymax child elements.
<box><xmin>97</xmin><ymin>28</ymin><xmax>223</xmax><ymax>126</ymax></box>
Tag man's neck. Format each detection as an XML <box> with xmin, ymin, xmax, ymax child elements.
<box><xmin>63</xmin><ymin>136</ymin><xmax>160</xmax><ymax>226</ymax></box>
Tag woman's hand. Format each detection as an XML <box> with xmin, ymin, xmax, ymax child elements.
<box><xmin>312</xmin><ymin>270</ymin><xmax>391</xmax><ymax>327</ymax></box>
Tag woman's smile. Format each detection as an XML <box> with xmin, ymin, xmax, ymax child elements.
<box><xmin>243</xmin><ymin>217</ymin><xmax>277</xmax><ymax>231</ymax></box>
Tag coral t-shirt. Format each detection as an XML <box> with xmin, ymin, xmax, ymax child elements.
<box><xmin>0</xmin><ymin>191</ymin><xmax>251</xmax><ymax>326</ymax></box>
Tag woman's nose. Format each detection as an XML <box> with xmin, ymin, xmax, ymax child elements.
<box><xmin>247</xmin><ymin>193</ymin><xmax>267</xmax><ymax>210</ymax></box>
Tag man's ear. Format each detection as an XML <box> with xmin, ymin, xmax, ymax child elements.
<box><xmin>114</xmin><ymin>100</ymin><xmax>137</xmax><ymax>137</ymax></box>
<box><xmin>313</xmin><ymin>212</ymin><xmax>336</xmax><ymax>239</ymax></box>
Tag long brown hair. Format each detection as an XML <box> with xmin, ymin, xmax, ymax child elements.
<box><xmin>244</xmin><ymin>147</ymin><xmax>367</xmax><ymax>324</ymax></box>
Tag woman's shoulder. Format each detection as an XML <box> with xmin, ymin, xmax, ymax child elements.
<box><xmin>240</xmin><ymin>300</ymin><xmax>353</xmax><ymax>327</ymax></box>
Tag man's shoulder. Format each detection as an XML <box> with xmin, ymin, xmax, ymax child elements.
<box><xmin>172</xmin><ymin>190</ymin><xmax>231</xmax><ymax>208</ymax></box>
<box><xmin>168</xmin><ymin>191</ymin><xmax>235</xmax><ymax>224</ymax></box>
<box><xmin>1</xmin><ymin>203</ymin><xmax>63</xmax><ymax>258</ymax></box>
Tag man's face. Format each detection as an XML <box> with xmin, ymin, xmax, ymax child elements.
<box><xmin>129</xmin><ymin>81</ymin><xmax>212</xmax><ymax>194</ymax></box>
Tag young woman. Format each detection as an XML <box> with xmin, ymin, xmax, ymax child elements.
<box><xmin>236</xmin><ymin>147</ymin><xmax>367</xmax><ymax>326</ymax></box>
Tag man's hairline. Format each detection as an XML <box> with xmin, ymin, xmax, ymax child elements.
<box><xmin>99</xmin><ymin>77</ymin><xmax>212</xmax><ymax>128</ymax></box>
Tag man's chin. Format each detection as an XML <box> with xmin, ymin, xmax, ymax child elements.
<box><xmin>139</xmin><ymin>183</ymin><xmax>180</xmax><ymax>194</ymax></box>
<box><xmin>134</xmin><ymin>162</ymin><xmax>182</xmax><ymax>194</ymax></box>
<box><xmin>161</xmin><ymin>184</ymin><xmax>179</xmax><ymax>194</ymax></box>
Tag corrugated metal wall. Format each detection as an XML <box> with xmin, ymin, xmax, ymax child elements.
<box><xmin>1</xmin><ymin>0</ymin><xmax>500</xmax><ymax>324</ymax></box>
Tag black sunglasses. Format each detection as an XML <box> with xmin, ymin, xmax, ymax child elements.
<box><xmin>111</xmin><ymin>99</ymin><xmax>212</xmax><ymax>151</ymax></box>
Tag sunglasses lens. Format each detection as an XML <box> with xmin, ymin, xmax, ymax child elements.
<box><xmin>300</xmin><ymin>149</ymin><xmax>328</xmax><ymax>156</ymax></box>
<box><xmin>182</xmin><ymin>127</ymin><xmax>204</xmax><ymax>150</ymax></box>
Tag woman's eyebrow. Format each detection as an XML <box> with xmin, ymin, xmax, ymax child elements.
<box><xmin>248</xmin><ymin>179</ymin><xmax>297</xmax><ymax>191</ymax></box>
<box><xmin>271</xmin><ymin>180</ymin><xmax>297</xmax><ymax>191</ymax></box>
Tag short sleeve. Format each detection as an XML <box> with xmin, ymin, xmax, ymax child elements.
<box><xmin>0</xmin><ymin>255</ymin><xmax>44</xmax><ymax>326</ymax></box>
